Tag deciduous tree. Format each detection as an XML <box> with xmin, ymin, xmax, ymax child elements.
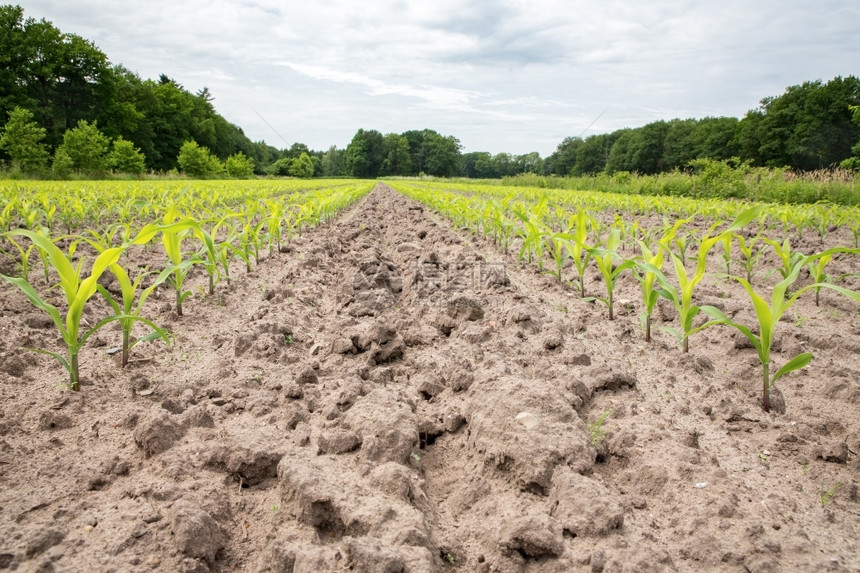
<box><xmin>0</xmin><ymin>106</ymin><xmax>48</xmax><ymax>171</ymax></box>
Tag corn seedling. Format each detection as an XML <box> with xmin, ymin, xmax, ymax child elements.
<box><xmin>586</xmin><ymin>228</ymin><xmax>637</xmax><ymax>320</ymax></box>
<box><xmin>764</xmin><ymin>237</ymin><xmax>805</xmax><ymax>281</ymax></box>
<box><xmin>736</xmin><ymin>232</ymin><xmax>764</xmax><ymax>284</ymax></box>
<box><xmin>719</xmin><ymin>232</ymin><xmax>733</xmax><ymax>276</ymax></box>
<box><xmin>570</xmin><ymin>210</ymin><xmax>593</xmax><ymax>297</ymax></box>
<box><xmin>155</xmin><ymin>208</ymin><xmax>201</xmax><ymax>316</ymax></box>
<box><xmin>632</xmin><ymin>220</ymin><xmax>689</xmax><ymax>342</ymax></box>
<box><xmin>805</xmin><ymin>247</ymin><xmax>859</xmax><ymax>306</ymax></box>
<box><xmin>193</xmin><ymin>214</ymin><xmax>237</xmax><ymax>294</ymax></box>
<box><xmin>1</xmin><ymin>235</ymin><xmax>35</xmax><ymax>282</ymax></box>
<box><xmin>542</xmin><ymin>226</ymin><xmax>574</xmax><ymax>282</ymax></box>
<box><xmin>97</xmin><ymin>262</ymin><xmax>187</xmax><ymax>367</ymax></box>
<box><xmin>0</xmin><ymin>229</ymin><xmax>126</xmax><ymax>391</ymax></box>
<box><xmin>672</xmin><ymin>232</ymin><xmax>696</xmax><ymax>268</ymax></box>
<box><xmin>513</xmin><ymin>206</ymin><xmax>546</xmax><ymax>270</ymax></box>
<box><xmin>655</xmin><ymin>206</ymin><xmax>762</xmax><ymax>352</ymax></box>
<box><xmin>701</xmin><ymin>253</ymin><xmax>859</xmax><ymax>412</ymax></box>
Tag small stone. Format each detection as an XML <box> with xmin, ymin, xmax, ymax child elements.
<box><xmin>317</xmin><ymin>430</ymin><xmax>360</xmax><ymax>455</ymax></box>
<box><xmin>695</xmin><ymin>482</ymin><xmax>708</xmax><ymax>489</ymax></box>
<box><xmin>515</xmin><ymin>412</ymin><xmax>540</xmax><ymax>430</ymax></box>
<box><xmin>591</xmin><ymin>549</ymin><xmax>607</xmax><ymax>573</ymax></box>
<box><xmin>331</xmin><ymin>338</ymin><xmax>356</xmax><ymax>354</ymax></box>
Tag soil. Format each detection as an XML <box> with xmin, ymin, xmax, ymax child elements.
<box><xmin>0</xmin><ymin>183</ymin><xmax>858</xmax><ymax>573</ymax></box>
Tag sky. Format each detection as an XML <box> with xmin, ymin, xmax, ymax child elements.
<box><xmin>20</xmin><ymin>0</ymin><xmax>860</xmax><ymax>157</ymax></box>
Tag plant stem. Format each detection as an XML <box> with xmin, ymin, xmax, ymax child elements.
<box><xmin>682</xmin><ymin>336</ymin><xmax>689</xmax><ymax>353</ymax></box>
<box><xmin>762</xmin><ymin>361</ymin><xmax>770</xmax><ymax>413</ymax></box>
<box><xmin>645</xmin><ymin>315</ymin><xmax>651</xmax><ymax>343</ymax></box>
<box><xmin>608</xmin><ymin>289</ymin><xmax>614</xmax><ymax>320</ymax></box>
<box><xmin>122</xmin><ymin>329</ymin><xmax>130</xmax><ymax>368</ymax></box>
<box><xmin>70</xmin><ymin>352</ymin><xmax>80</xmax><ymax>392</ymax></box>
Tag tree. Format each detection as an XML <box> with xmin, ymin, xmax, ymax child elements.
<box><xmin>51</xmin><ymin>146</ymin><xmax>73</xmax><ymax>177</ymax></box>
<box><xmin>266</xmin><ymin>157</ymin><xmax>293</xmax><ymax>176</ymax></box>
<box><xmin>422</xmin><ymin>131</ymin><xmax>461</xmax><ymax>177</ymax></box>
<box><xmin>380</xmin><ymin>134</ymin><xmax>412</xmax><ymax>176</ymax></box>
<box><xmin>109</xmin><ymin>136</ymin><xmax>146</xmax><ymax>174</ymax></box>
<box><xmin>321</xmin><ymin>146</ymin><xmax>345</xmax><ymax>176</ymax></box>
<box><xmin>177</xmin><ymin>140</ymin><xmax>221</xmax><ymax>177</ymax></box>
<box><xmin>840</xmin><ymin>105</ymin><xmax>860</xmax><ymax>170</ymax></box>
<box><xmin>738</xmin><ymin>77</ymin><xmax>860</xmax><ymax>169</ymax></box>
<box><xmin>462</xmin><ymin>151</ymin><xmax>493</xmax><ymax>178</ymax></box>
<box><xmin>515</xmin><ymin>152</ymin><xmax>543</xmax><ymax>175</ymax></box>
<box><xmin>345</xmin><ymin>129</ymin><xmax>384</xmax><ymax>178</ymax></box>
<box><xmin>606</xmin><ymin>121</ymin><xmax>669</xmax><ymax>174</ymax></box>
<box><xmin>224</xmin><ymin>152</ymin><xmax>254</xmax><ymax>177</ymax></box>
<box><xmin>545</xmin><ymin>137</ymin><xmax>582</xmax><ymax>175</ymax></box>
<box><xmin>574</xmin><ymin>131</ymin><xmax>624</xmax><ymax>175</ymax></box>
<box><xmin>55</xmin><ymin>119</ymin><xmax>110</xmax><ymax>173</ymax></box>
<box><xmin>0</xmin><ymin>106</ymin><xmax>48</xmax><ymax>171</ymax></box>
<box><xmin>289</xmin><ymin>152</ymin><xmax>314</xmax><ymax>178</ymax></box>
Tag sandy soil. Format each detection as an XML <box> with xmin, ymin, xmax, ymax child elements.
<box><xmin>0</xmin><ymin>183</ymin><xmax>858</xmax><ymax>573</ymax></box>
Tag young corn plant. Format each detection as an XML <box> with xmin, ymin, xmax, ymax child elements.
<box><xmin>701</xmin><ymin>254</ymin><xmax>860</xmax><ymax>412</ymax></box>
<box><xmin>764</xmin><ymin>237</ymin><xmax>804</xmax><ymax>281</ymax></box>
<box><xmin>513</xmin><ymin>208</ymin><xmax>546</xmax><ymax>270</ymax></box>
<box><xmin>158</xmin><ymin>209</ymin><xmax>200</xmax><ymax>316</ymax></box>
<box><xmin>194</xmin><ymin>214</ymin><xmax>237</xmax><ymax>295</ymax></box>
<box><xmin>631</xmin><ymin>219</ymin><xmax>687</xmax><ymax>342</ymax></box>
<box><xmin>586</xmin><ymin>228</ymin><xmax>637</xmax><ymax>320</ymax></box>
<box><xmin>136</xmin><ymin>210</ymin><xmax>202</xmax><ymax>316</ymax></box>
<box><xmin>632</xmin><ymin>243</ymin><xmax>662</xmax><ymax>342</ymax></box>
<box><xmin>672</xmin><ymin>232</ymin><xmax>697</xmax><ymax>268</ymax></box>
<box><xmin>736</xmin><ymin>232</ymin><xmax>764</xmax><ymax>284</ymax></box>
<box><xmin>570</xmin><ymin>210</ymin><xmax>593</xmax><ymax>298</ymax></box>
<box><xmin>97</xmin><ymin>262</ymin><xmax>189</xmax><ymax>367</ymax></box>
<box><xmin>805</xmin><ymin>247</ymin><xmax>860</xmax><ymax>306</ymax></box>
<box><xmin>719</xmin><ymin>232</ymin><xmax>733</xmax><ymax>276</ymax></box>
<box><xmin>654</xmin><ymin>206</ymin><xmax>763</xmax><ymax>352</ymax></box>
<box><xmin>0</xmin><ymin>229</ymin><xmax>126</xmax><ymax>391</ymax></box>
<box><xmin>1</xmin><ymin>235</ymin><xmax>36</xmax><ymax>282</ymax></box>
<box><xmin>262</xmin><ymin>200</ymin><xmax>285</xmax><ymax>255</ymax></box>
<box><xmin>542</xmin><ymin>219</ymin><xmax>575</xmax><ymax>282</ymax></box>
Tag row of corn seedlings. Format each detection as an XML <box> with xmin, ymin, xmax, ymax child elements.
<box><xmin>388</xmin><ymin>181</ymin><xmax>859</xmax><ymax>413</ymax></box>
<box><xmin>0</xmin><ymin>182</ymin><xmax>373</xmax><ymax>391</ymax></box>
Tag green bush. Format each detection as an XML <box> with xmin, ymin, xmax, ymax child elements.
<box><xmin>177</xmin><ymin>140</ymin><xmax>222</xmax><ymax>177</ymax></box>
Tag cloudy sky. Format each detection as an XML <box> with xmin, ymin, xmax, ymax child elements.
<box><xmin>21</xmin><ymin>0</ymin><xmax>860</xmax><ymax>156</ymax></box>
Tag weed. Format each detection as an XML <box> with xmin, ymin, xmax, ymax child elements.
<box><xmin>588</xmin><ymin>407</ymin><xmax>614</xmax><ymax>446</ymax></box>
<box><xmin>820</xmin><ymin>481</ymin><xmax>842</xmax><ymax>506</ymax></box>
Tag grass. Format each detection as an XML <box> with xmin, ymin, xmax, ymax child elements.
<box><xmin>588</xmin><ymin>407</ymin><xmax>614</xmax><ymax>447</ymax></box>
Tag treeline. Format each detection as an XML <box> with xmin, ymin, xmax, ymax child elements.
<box><xmin>544</xmin><ymin>76</ymin><xmax>860</xmax><ymax>176</ymax></box>
<box><xmin>0</xmin><ymin>5</ymin><xmax>280</xmax><ymax>175</ymax></box>
<box><xmin>329</xmin><ymin>77</ymin><xmax>860</xmax><ymax>179</ymax></box>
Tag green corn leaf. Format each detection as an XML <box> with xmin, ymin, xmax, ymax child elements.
<box><xmin>0</xmin><ymin>273</ymin><xmax>64</xmax><ymax>333</ymax></box>
<box><xmin>25</xmin><ymin>346</ymin><xmax>71</xmax><ymax>373</ymax></box>
<box><xmin>771</xmin><ymin>352</ymin><xmax>813</xmax><ymax>387</ymax></box>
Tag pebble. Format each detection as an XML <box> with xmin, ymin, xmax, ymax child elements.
<box><xmin>695</xmin><ymin>482</ymin><xmax>708</xmax><ymax>489</ymax></box>
<box><xmin>515</xmin><ymin>412</ymin><xmax>540</xmax><ymax>430</ymax></box>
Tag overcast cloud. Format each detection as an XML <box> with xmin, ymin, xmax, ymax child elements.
<box><xmin>21</xmin><ymin>0</ymin><xmax>860</xmax><ymax>156</ymax></box>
